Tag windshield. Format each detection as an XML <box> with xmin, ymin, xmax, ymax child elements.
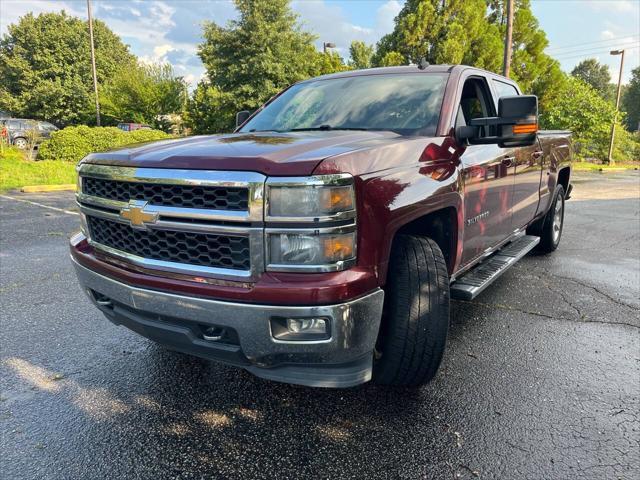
<box><xmin>240</xmin><ymin>73</ymin><xmax>448</xmax><ymax>136</ymax></box>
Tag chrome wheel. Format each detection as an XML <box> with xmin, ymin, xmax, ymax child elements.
<box><xmin>552</xmin><ymin>195</ymin><xmax>564</xmax><ymax>244</ymax></box>
<box><xmin>14</xmin><ymin>138</ymin><xmax>27</xmax><ymax>149</ymax></box>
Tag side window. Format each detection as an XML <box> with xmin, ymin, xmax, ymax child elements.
<box><xmin>455</xmin><ymin>77</ymin><xmax>495</xmax><ymax>133</ymax></box>
<box><xmin>492</xmin><ymin>80</ymin><xmax>519</xmax><ymax>99</ymax></box>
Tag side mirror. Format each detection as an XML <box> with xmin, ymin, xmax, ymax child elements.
<box><xmin>235</xmin><ymin>110</ymin><xmax>251</xmax><ymax>128</ymax></box>
<box><xmin>457</xmin><ymin>95</ymin><xmax>538</xmax><ymax>148</ymax></box>
<box><xmin>495</xmin><ymin>95</ymin><xmax>538</xmax><ymax>147</ymax></box>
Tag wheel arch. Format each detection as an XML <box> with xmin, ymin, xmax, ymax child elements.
<box><xmin>379</xmin><ymin>198</ymin><xmax>462</xmax><ymax>285</ymax></box>
<box><xmin>557</xmin><ymin>166</ymin><xmax>570</xmax><ymax>194</ymax></box>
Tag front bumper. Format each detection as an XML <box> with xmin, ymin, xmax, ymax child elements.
<box><xmin>72</xmin><ymin>258</ymin><xmax>385</xmax><ymax>388</ymax></box>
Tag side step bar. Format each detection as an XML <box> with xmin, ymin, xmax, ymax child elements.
<box><xmin>450</xmin><ymin>235</ymin><xmax>540</xmax><ymax>300</ymax></box>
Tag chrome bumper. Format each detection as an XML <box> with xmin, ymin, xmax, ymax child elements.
<box><xmin>72</xmin><ymin>258</ymin><xmax>384</xmax><ymax>388</ymax></box>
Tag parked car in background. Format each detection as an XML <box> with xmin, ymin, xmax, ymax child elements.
<box><xmin>1</xmin><ymin>118</ymin><xmax>58</xmax><ymax>149</ymax></box>
<box><xmin>117</xmin><ymin>123</ymin><xmax>152</xmax><ymax>132</ymax></box>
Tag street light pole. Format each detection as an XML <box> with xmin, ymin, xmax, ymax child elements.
<box><xmin>607</xmin><ymin>49</ymin><xmax>625</xmax><ymax>165</ymax></box>
<box><xmin>502</xmin><ymin>0</ymin><xmax>514</xmax><ymax>78</ymax></box>
<box><xmin>323</xmin><ymin>42</ymin><xmax>336</xmax><ymax>54</ymax></box>
<box><xmin>87</xmin><ymin>0</ymin><xmax>101</xmax><ymax>126</ymax></box>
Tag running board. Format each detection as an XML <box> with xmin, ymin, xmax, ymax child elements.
<box><xmin>450</xmin><ymin>235</ymin><xmax>540</xmax><ymax>300</ymax></box>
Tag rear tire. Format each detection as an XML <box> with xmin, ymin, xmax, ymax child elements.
<box><xmin>373</xmin><ymin>235</ymin><xmax>450</xmax><ymax>386</ymax></box>
<box><xmin>13</xmin><ymin>137</ymin><xmax>27</xmax><ymax>149</ymax></box>
<box><xmin>529</xmin><ymin>185</ymin><xmax>565</xmax><ymax>253</ymax></box>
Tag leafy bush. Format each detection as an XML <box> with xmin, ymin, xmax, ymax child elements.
<box><xmin>613</xmin><ymin>127</ymin><xmax>640</xmax><ymax>162</ymax></box>
<box><xmin>540</xmin><ymin>76</ymin><xmax>640</xmax><ymax>162</ymax></box>
<box><xmin>541</xmin><ymin>77</ymin><xmax>617</xmax><ymax>160</ymax></box>
<box><xmin>38</xmin><ymin>126</ymin><xmax>170</xmax><ymax>163</ymax></box>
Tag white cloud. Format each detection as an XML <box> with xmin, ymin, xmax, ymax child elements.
<box><xmin>600</xmin><ymin>30</ymin><xmax>615</xmax><ymax>40</ymax></box>
<box><xmin>376</xmin><ymin>0</ymin><xmax>402</xmax><ymax>35</ymax></box>
<box><xmin>587</xmin><ymin>1</ymin><xmax>638</xmax><ymax>13</ymax></box>
<box><xmin>0</xmin><ymin>0</ymin><xmax>84</xmax><ymax>34</ymax></box>
<box><xmin>291</xmin><ymin>0</ymin><xmax>401</xmax><ymax>59</ymax></box>
<box><xmin>154</xmin><ymin>44</ymin><xmax>175</xmax><ymax>59</ymax></box>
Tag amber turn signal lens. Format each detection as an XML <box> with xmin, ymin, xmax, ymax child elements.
<box><xmin>321</xmin><ymin>234</ymin><xmax>355</xmax><ymax>261</ymax></box>
<box><xmin>513</xmin><ymin>123</ymin><xmax>538</xmax><ymax>134</ymax></box>
<box><xmin>320</xmin><ymin>186</ymin><xmax>354</xmax><ymax>213</ymax></box>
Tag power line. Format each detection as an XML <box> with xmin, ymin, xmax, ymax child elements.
<box><xmin>550</xmin><ymin>41</ymin><xmax>639</xmax><ymax>58</ymax></box>
<box><xmin>546</xmin><ymin>34</ymin><xmax>639</xmax><ymax>52</ymax></box>
<box><xmin>553</xmin><ymin>44</ymin><xmax>639</xmax><ymax>61</ymax></box>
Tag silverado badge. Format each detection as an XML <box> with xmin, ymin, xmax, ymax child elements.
<box><xmin>119</xmin><ymin>200</ymin><xmax>159</xmax><ymax>229</ymax></box>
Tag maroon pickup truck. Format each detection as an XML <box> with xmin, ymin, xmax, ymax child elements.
<box><xmin>70</xmin><ymin>65</ymin><xmax>572</xmax><ymax>388</ymax></box>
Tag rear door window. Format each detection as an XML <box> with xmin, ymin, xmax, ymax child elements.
<box><xmin>492</xmin><ymin>80</ymin><xmax>519</xmax><ymax>99</ymax></box>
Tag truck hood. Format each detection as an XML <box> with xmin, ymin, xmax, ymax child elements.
<box><xmin>81</xmin><ymin>130</ymin><xmax>409</xmax><ymax>176</ymax></box>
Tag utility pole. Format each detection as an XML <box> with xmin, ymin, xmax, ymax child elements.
<box><xmin>607</xmin><ymin>49</ymin><xmax>625</xmax><ymax>165</ymax></box>
<box><xmin>502</xmin><ymin>0</ymin><xmax>514</xmax><ymax>78</ymax></box>
<box><xmin>87</xmin><ymin>0</ymin><xmax>101</xmax><ymax>126</ymax></box>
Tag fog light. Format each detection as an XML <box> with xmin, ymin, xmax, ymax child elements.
<box><xmin>271</xmin><ymin>316</ymin><xmax>330</xmax><ymax>342</ymax></box>
<box><xmin>287</xmin><ymin>318</ymin><xmax>326</xmax><ymax>334</ymax></box>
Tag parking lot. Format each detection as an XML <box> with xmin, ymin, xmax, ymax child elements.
<box><xmin>1</xmin><ymin>171</ymin><xmax>638</xmax><ymax>479</ymax></box>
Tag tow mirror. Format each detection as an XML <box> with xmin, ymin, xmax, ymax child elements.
<box><xmin>456</xmin><ymin>95</ymin><xmax>538</xmax><ymax>148</ymax></box>
<box><xmin>235</xmin><ymin>110</ymin><xmax>251</xmax><ymax>128</ymax></box>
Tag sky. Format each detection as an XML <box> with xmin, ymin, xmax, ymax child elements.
<box><xmin>0</xmin><ymin>0</ymin><xmax>638</xmax><ymax>87</ymax></box>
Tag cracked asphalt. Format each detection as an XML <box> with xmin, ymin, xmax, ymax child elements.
<box><xmin>1</xmin><ymin>172</ymin><xmax>639</xmax><ymax>479</ymax></box>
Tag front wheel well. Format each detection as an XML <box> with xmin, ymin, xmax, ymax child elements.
<box><xmin>394</xmin><ymin>207</ymin><xmax>457</xmax><ymax>274</ymax></box>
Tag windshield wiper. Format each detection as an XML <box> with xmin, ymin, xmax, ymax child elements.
<box><xmin>285</xmin><ymin>125</ymin><xmax>369</xmax><ymax>132</ymax></box>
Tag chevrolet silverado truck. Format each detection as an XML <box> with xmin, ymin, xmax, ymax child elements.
<box><xmin>70</xmin><ymin>65</ymin><xmax>572</xmax><ymax>388</ymax></box>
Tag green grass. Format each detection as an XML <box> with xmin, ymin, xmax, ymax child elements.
<box><xmin>572</xmin><ymin>161</ymin><xmax>639</xmax><ymax>172</ymax></box>
<box><xmin>0</xmin><ymin>147</ymin><xmax>77</xmax><ymax>192</ymax></box>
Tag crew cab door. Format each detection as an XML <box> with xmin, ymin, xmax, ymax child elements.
<box><xmin>457</xmin><ymin>76</ymin><xmax>515</xmax><ymax>265</ymax></box>
<box><xmin>490</xmin><ymin>79</ymin><xmax>543</xmax><ymax>231</ymax></box>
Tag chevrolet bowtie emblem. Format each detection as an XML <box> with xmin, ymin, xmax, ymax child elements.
<box><xmin>119</xmin><ymin>200</ymin><xmax>159</xmax><ymax>229</ymax></box>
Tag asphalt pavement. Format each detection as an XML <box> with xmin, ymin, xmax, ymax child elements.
<box><xmin>1</xmin><ymin>172</ymin><xmax>639</xmax><ymax>480</ymax></box>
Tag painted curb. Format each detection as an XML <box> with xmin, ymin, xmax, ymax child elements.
<box><xmin>20</xmin><ymin>184</ymin><xmax>76</xmax><ymax>193</ymax></box>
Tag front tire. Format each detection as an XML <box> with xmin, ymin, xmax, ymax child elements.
<box><xmin>13</xmin><ymin>137</ymin><xmax>27</xmax><ymax>149</ymax></box>
<box><xmin>373</xmin><ymin>235</ymin><xmax>450</xmax><ymax>386</ymax></box>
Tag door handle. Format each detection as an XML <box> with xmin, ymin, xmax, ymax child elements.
<box><xmin>532</xmin><ymin>150</ymin><xmax>543</xmax><ymax>160</ymax></box>
<box><xmin>501</xmin><ymin>156</ymin><xmax>515</xmax><ymax>168</ymax></box>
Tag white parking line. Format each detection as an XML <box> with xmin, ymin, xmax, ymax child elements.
<box><xmin>0</xmin><ymin>194</ymin><xmax>79</xmax><ymax>216</ymax></box>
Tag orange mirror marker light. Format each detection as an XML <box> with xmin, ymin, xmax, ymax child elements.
<box><xmin>513</xmin><ymin>123</ymin><xmax>538</xmax><ymax>134</ymax></box>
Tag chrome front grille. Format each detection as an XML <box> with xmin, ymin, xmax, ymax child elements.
<box><xmin>82</xmin><ymin>177</ymin><xmax>249</xmax><ymax>210</ymax></box>
<box><xmin>76</xmin><ymin>164</ymin><xmax>265</xmax><ymax>281</ymax></box>
<box><xmin>87</xmin><ymin>216</ymin><xmax>251</xmax><ymax>270</ymax></box>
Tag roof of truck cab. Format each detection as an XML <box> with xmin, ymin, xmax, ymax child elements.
<box><xmin>300</xmin><ymin>64</ymin><xmax>508</xmax><ymax>83</ymax></box>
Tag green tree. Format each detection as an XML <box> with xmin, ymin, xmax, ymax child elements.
<box><xmin>377</xmin><ymin>52</ymin><xmax>406</xmax><ymax>67</ymax></box>
<box><xmin>194</xmin><ymin>0</ymin><xmax>343</xmax><ymax>133</ymax></box>
<box><xmin>317</xmin><ymin>51</ymin><xmax>350</xmax><ymax>75</ymax></box>
<box><xmin>372</xmin><ymin>0</ymin><xmax>562</xmax><ymax>113</ymax></box>
<box><xmin>185</xmin><ymin>81</ymin><xmax>234</xmax><ymax>134</ymax></box>
<box><xmin>372</xmin><ymin>0</ymin><xmax>503</xmax><ymax>71</ymax></box>
<box><xmin>571</xmin><ymin>58</ymin><xmax>612</xmax><ymax>99</ymax></box>
<box><xmin>0</xmin><ymin>11</ymin><xmax>136</xmax><ymax>126</ymax></box>
<box><xmin>541</xmin><ymin>77</ymin><xmax>625</xmax><ymax>160</ymax></box>
<box><xmin>101</xmin><ymin>63</ymin><xmax>187</xmax><ymax>131</ymax></box>
<box><xmin>349</xmin><ymin>41</ymin><xmax>374</xmax><ymax>69</ymax></box>
<box><xmin>622</xmin><ymin>66</ymin><xmax>640</xmax><ymax>132</ymax></box>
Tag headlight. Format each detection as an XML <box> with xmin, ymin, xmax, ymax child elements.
<box><xmin>265</xmin><ymin>175</ymin><xmax>357</xmax><ymax>272</ymax></box>
<box><xmin>268</xmin><ymin>230</ymin><xmax>356</xmax><ymax>270</ymax></box>
<box><xmin>266</xmin><ymin>175</ymin><xmax>355</xmax><ymax>220</ymax></box>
